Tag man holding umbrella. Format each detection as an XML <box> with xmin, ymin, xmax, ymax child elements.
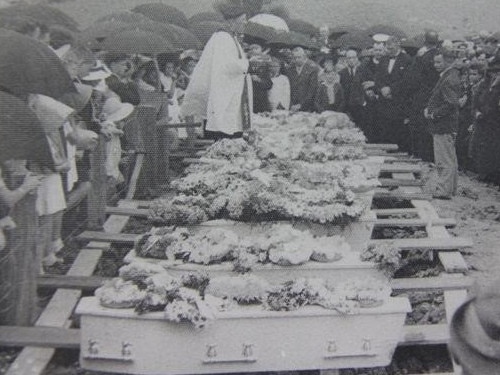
<box><xmin>181</xmin><ymin>0</ymin><xmax>252</xmax><ymax>140</ymax></box>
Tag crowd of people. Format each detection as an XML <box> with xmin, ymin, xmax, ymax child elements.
<box><xmin>2</xmin><ymin>1</ymin><xmax>500</xmax><ymax>275</ymax></box>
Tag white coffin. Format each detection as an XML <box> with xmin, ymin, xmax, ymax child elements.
<box><xmin>77</xmin><ymin>296</ymin><xmax>410</xmax><ymax>375</ymax></box>
<box><xmin>197</xmin><ymin>213</ymin><xmax>375</xmax><ymax>253</ymax></box>
<box><xmin>124</xmin><ymin>249</ymin><xmax>387</xmax><ymax>285</ymax></box>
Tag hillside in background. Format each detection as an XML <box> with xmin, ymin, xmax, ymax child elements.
<box><xmin>1</xmin><ymin>0</ymin><xmax>498</xmax><ymax>39</ymax></box>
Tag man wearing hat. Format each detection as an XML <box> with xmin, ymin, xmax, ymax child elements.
<box><xmin>424</xmin><ymin>48</ymin><xmax>461</xmax><ymax>199</ymax></box>
<box><xmin>449</xmin><ymin>281</ymin><xmax>500</xmax><ymax>374</ymax></box>
<box><xmin>181</xmin><ymin>0</ymin><xmax>252</xmax><ymax>140</ymax></box>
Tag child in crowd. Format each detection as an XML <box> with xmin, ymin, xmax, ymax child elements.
<box><xmin>99</xmin><ymin>97</ymin><xmax>135</xmax><ymax>185</ymax></box>
<box><xmin>27</xmin><ymin>94</ymin><xmax>74</xmax><ymax>269</ymax></box>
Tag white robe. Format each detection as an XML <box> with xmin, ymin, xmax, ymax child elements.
<box><xmin>181</xmin><ymin>31</ymin><xmax>253</xmax><ymax>135</ymax></box>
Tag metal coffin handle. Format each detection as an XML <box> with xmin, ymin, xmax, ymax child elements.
<box><xmin>202</xmin><ymin>343</ymin><xmax>257</xmax><ymax>364</ymax></box>
<box><xmin>83</xmin><ymin>340</ymin><xmax>134</xmax><ymax>363</ymax></box>
<box><xmin>323</xmin><ymin>339</ymin><xmax>377</xmax><ymax>359</ymax></box>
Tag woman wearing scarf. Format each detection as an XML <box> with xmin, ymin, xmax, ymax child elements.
<box><xmin>315</xmin><ymin>55</ymin><xmax>345</xmax><ymax>113</ymax></box>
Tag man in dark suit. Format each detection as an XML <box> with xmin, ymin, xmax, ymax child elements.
<box><xmin>408</xmin><ymin>31</ymin><xmax>441</xmax><ymax>161</ymax></box>
<box><xmin>424</xmin><ymin>49</ymin><xmax>462</xmax><ymax>199</ymax></box>
<box><xmin>376</xmin><ymin>37</ymin><xmax>413</xmax><ymax>150</ymax></box>
<box><xmin>286</xmin><ymin>47</ymin><xmax>319</xmax><ymax>112</ymax></box>
<box><xmin>339</xmin><ymin>48</ymin><xmax>373</xmax><ymax>131</ymax></box>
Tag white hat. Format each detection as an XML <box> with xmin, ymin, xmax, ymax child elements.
<box><xmin>372</xmin><ymin>33</ymin><xmax>390</xmax><ymax>43</ymax></box>
<box><xmin>28</xmin><ymin>94</ymin><xmax>74</xmax><ymax>132</ymax></box>
<box><xmin>101</xmin><ymin>97</ymin><xmax>134</xmax><ymax>123</ymax></box>
<box><xmin>82</xmin><ymin>60</ymin><xmax>112</xmax><ymax>81</ymax></box>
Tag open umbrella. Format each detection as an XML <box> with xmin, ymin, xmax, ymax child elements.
<box><xmin>0</xmin><ymin>4</ymin><xmax>78</xmax><ymax>31</ymax></box>
<box><xmin>0</xmin><ymin>30</ymin><xmax>75</xmax><ymax>100</ymax></box>
<box><xmin>97</xmin><ymin>11</ymin><xmax>152</xmax><ymax>24</ymax></box>
<box><xmin>0</xmin><ymin>91</ymin><xmax>53</xmax><ymax>165</ymax></box>
<box><xmin>189</xmin><ymin>21</ymin><xmax>228</xmax><ymax>46</ymax></box>
<box><xmin>268</xmin><ymin>31</ymin><xmax>318</xmax><ymax>50</ymax></box>
<box><xmin>131</xmin><ymin>3</ymin><xmax>189</xmax><ymax>29</ymax></box>
<box><xmin>287</xmin><ymin>19</ymin><xmax>318</xmax><ymax>37</ymax></box>
<box><xmin>249</xmin><ymin>14</ymin><xmax>289</xmax><ymax>32</ymax></box>
<box><xmin>329</xmin><ymin>25</ymin><xmax>362</xmax><ymax>40</ymax></box>
<box><xmin>332</xmin><ymin>31</ymin><xmax>373</xmax><ymax>50</ymax></box>
<box><xmin>365</xmin><ymin>24</ymin><xmax>407</xmax><ymax>40</ymax></box>
<box><xmin>188</xmin><ymin>12</ymin><xmax>224</xmax><ymax>25</ymax></box>
<box><xmin>101</xmin><ymin>29</ymin><xmax>177</xmax><ymax>55</ymax></box>
<box><xmin>77</xmin><ymin>20</ymin><xmax>131</xmax><ymax>49</ymax></box>
<box><xmin>244</xmin><ymin>21</ymin><xmax>278</xmax><ymax>44</ymax></box>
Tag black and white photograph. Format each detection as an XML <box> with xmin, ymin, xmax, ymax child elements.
<box><xmin>1</xmin><ymin>1</ymin><xmax>500</xmax><ymax>374</ymax></box>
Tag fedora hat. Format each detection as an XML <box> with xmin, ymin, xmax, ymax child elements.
<box><xmin>449</xmin><ymin>285</ymin><xmax>500</xmax><ymax>374</ymax></box>
<box><xmin>101</xmin><ymin>97</ymin><xmax>134</xmax><ymax>123</ymax></box>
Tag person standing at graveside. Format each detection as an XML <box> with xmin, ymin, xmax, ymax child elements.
<box><xmin>469</xmin><ymin>59</ymin><xmax>500</xmax><ymax>184</ymax></box>
<box><xmin>285</xmin><ymin>46</ymin><xmax>319</xmax><ymax>113</ymax></box>
<box><xmin>315</xmin><ymin>54</ymin><xmax>345</xmax><ymax>113</ymax></box>
<box><xmin>176</xmin><ymin>51</ymin><xmax>199</xmax><ymax>106</ymax></box>
<box><xmin>104</xmin><ymin>53</ymin><xmax>140</xmax><ymax>106</ymax></box>
<box><xmin>424</xmin><ymin>49</ymin><xmax>462</xmax><ymax>200</ymax></box>
<box><xmin>449</xmin><ymin>280</ymin><xmax>500</xmax><ymax>375</ymax></box>
<box><xmin>408</xmin><ymin>31</ymin><xmax>441</xmax><ymax>161</ymax></box>
<box><xmin>27</xmin><ymin>95</ymin><xmax>75</xmax><ymax>270</ymax></box>
<box><xmin>181</xmin><ymin>0</ymin><xmax>252</xmax><ymax>140</ymax></box>
<box><xmin>268</xmin><ymin>56</ymin><xmax>291</xmax><ymax>111</ymax></box>
<box><xmin>339</xmin><ymin>48</ymin><xmax>374</xmax><ymax>130</ymax></box>
<box><xmin>248</xmin><ymin>44</ymin><xmax>273</xmax><ymax>113</ymax></box>
<box><xmin>376</xmin><ymin>37</ymin><xmax>413</xmax><ymax>151</ymax></box>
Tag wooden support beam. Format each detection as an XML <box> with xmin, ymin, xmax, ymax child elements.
<box><xmin>373</xmin><ymin>208</ymin><xmax>420</xmax><ymax>216</ymax></box>
<box><xmin>400</xmin><ymin>324</ymin><xmax>449</xmax><ymax>346</ymax></box>
<box><xmin>125</xmin><ymin>153</ymin><xmax>144</xmax><ymax>200</ymax></box>
<box><xmin>364</xmin><ymin>143</ymin><xmax>399</xmax><ymax>151</ymax></box>
<box><xmin>0</xmin><ymin>326</ymin><xmax>80</xmax><ymax>349</ymax></box>
<box><xmin>380</xmin><ymin>164</ymin><xmax>422</xmax><ymax>174</ymax></box>
<box><xmin>369</xmin><ymin>237</ymin><xmax>473</xmax><ymax>250</ymax></box>
<box><xmin>37</xmin><ymin>275</ymin><xmax>108</xmax><ymax>291</ymax></box>
<box><xmin>374</xmin><ymin>218</ymin><xmax>456</xmax><ymax>227</ymax></box>
<box><xmin>378</xmin><ymin>178</ymin><xmax>425</xmax><ymax>187</ymax></box>
<box><xmin>438</xmin><ymin>252</ymin><xmax>469</xmax><ymax>273</ymax></box>
<box><xmin>105</xmin><ymin>206</ymin><xmax>149</xmax><ymax>218</ymax></box>
<box><xmin>374</xmin><ymin>190</ymin><xmax>432</xmax><ymax>201</ymax></box>
<box><xmin>76</xmin><ymin>231</ymin><xmax>140</xmax><ymax>245</ymax></box>
<box><xmin>392</xmin><ymin>276</ymin><xmax>473</xmax><ymax>292</ymax></box>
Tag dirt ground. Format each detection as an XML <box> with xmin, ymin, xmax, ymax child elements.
<box><xmin>425</xmin><ymin>166</ymin><xmax>500</xmax><ymax>291</ymax></box>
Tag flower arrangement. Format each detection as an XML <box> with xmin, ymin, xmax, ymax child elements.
<box><xmin>134</xmin><ymin>224</ymin><xmax>351</xmax><ymax>270</ymax></box>
<box><xmin>360</xmin><ymin>242</ymin><xmax>402</xmax><ymax>277</ymax></box>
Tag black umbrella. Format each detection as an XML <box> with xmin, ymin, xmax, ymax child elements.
<box><xmin>329</xmin><ymin>25</ymin><xmax>362</xmax><ymax>40</ymax></box>
<box><xmin>0</xmin><ymin>4</ymin><xmax>78</xmax><ymax>31</ymax></box>
<box><xmin>101</xmin><ymin>29</ymin><xmax>177</xmax><ymax>55</ymax></box>
<box><xmin>0</xmin><ymin>91</ymin><xmax>53</xmax><ymax>165</ymax></box>
<box><xmin>268</xmin><ymin>31</ymin><xmax>318</xmax><ymax>50</ymax></box>
<box><xmin>365</xmin><ymin>24</ymin><xmax>408</xmax><ymax>40</ymax></box>
<box><xmin>77</xmin><ymin>20</ymin><xmax>131</xmax><ymax>49</ymax></box>
<box><xmin>97</xmin><ymin>11</ymin><xmax>151</xmax><ymax>24</ymax></box>
<box><xmin>189</xmin><ymin>21</ymin><xmax>228</xmax><ymax>46</ymax></box>
<box><xmin>131</xmin><ymin>3</ymin><xmax>189</xmax><ymax>29</ymax></box>
<box><xmin>244</xmin><ymin>21</ymin><xmax>277</xmax><ymax>44</ymax></box>
<box><xmin>332</xmin><ymin>31</ymin><xmax>373</xmax><ymax>50</ymax></box>
<box><xmin>287</xmin><ymin>19</ymin><xmax>318</xmax><ymax>37</ymax></box>
<box><xmin>0</xmin><ymin>30</ymin><xmax>75</xmax><ymax>100</ymax></box>
<box><xmin>188</xmin><ymin>12</ymin><xmax>224</xmax><ymax>25</ymax></box>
